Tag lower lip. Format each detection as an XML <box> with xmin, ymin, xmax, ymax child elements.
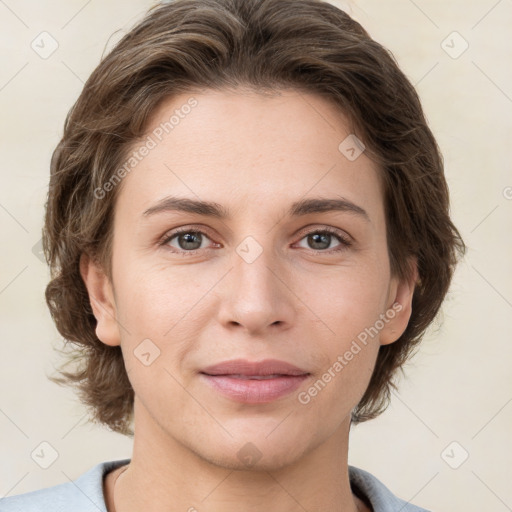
<box><xmin>200</xmin><ymin>374</ymin><xmax>310</xmax><ymax>403</ymax></box>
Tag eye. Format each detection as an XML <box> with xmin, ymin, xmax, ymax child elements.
<box><xmin>295</xmin><ymin>227</ymin><xmax>352</xmax><ymax>253</ymax></box>
<box><xmin>160</xmin><ymin>227</ymin><xmax>217</xmax><ymax>255</ymax></box>
<box><xmin>159</xmin><ymin>226</ymin><xmax>352</xmax><ymax>256</ymax></box>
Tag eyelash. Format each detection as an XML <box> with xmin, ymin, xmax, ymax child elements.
<box><xmin>158</xmin><ymin>225</ymin><xmax>353</xmax><ymax>256</ymax></box>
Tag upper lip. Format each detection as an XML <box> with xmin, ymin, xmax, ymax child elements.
<box><xmin>201</xmin><ymin>358</ymin><xmax>309</xmax><ymax>376</ymax></box>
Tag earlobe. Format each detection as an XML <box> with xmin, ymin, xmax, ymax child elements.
<box><xmin>79</xmin><ymin>252</ymin><xmax>121</xmax><ymax>347</ymax></box>
<box><xmin>380</xmin><ymin>258</ymin><xmax>419</xmax><ymax>346</ymax></box>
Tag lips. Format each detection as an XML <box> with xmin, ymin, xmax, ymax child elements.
<box><xmin>224</xmin><ymin>374</ymin><xmax>285</xmax><ymax>380</ymax></box>
<box><xmin>200</xmin><ymin>359</ymin><xmax>310</xmax><ymax>403</ymax></box>
<box><xmin>200</xmin><ymin>358</ymin><xmax>309</xmax><ymax>377</ymax></box>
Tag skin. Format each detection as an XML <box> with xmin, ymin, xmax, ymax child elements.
<box><xmin>81</xmin><ymin>88</ymin><xmax>417</xmax><ymax>512</ymax></box>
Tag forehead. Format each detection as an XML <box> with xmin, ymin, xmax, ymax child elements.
<box><xmin>114</xmin><ymin>88</ymin><xmax>384</xmax><ymax>224</ymax></box>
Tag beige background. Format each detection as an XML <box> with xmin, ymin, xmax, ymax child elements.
<box><xmin>1</xmin><ymin>0</ymin><xmax>511</xmax><ymax>510</ymax></box>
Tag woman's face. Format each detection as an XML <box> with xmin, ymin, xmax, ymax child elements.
<box><xmin>86</xmin><ymin>88</ymin><xmax>415</xmax><ymax>470</ymax></box>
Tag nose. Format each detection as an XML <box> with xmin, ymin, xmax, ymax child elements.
<box><xmin>216</xmin><ymin>242</ymin><xmax>295</xmax><ymax>336</ymax></box>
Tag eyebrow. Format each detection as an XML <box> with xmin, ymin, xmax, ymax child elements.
<box><xmin>142</xmin><ymin>196</ymin><xmax>370</xmax><ymax>222</ymax></box>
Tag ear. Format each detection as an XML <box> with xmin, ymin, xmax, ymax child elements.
<box><xmin>79</xmin><ymin>252</ymin><xmax>121</xmax><ymax>347</ymax></box>
<box><xmin>380</xmin><ymin>257</ymin><xmax>418</xmax><ymax>346</ymax></box>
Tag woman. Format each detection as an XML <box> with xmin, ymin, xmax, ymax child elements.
<box><xmin>0</xmin><ymin>0</ymin><xmax>465</xmax><ymax>510</ymax></box>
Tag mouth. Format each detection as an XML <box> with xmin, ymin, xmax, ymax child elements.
<box><xmin>200</xmin><ymin>358</ymin><xmax>309</xmax><ymax>377</ymax></box>
<box><xmin>215</xmin><ymin>374</ymin><xmax>295</xmax><ymax>380</ymax></box>
<box><xmin>199</xmin><ymin>359</ymin><xmax>310</xmax><ymax>403</ymax></box>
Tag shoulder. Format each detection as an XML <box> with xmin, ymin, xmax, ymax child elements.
<box><xmin>0</xmin><ymin>459</ymin><xmax>130</xmax><ymax>512</ymax></box>
<box><xmin>348</xmin><ymin>465</ymin><xmax>432</xmax><ymax>512</ymax></box>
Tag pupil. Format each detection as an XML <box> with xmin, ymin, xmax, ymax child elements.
<box><xmin>180</xmin><ymin>232</ymin><xmax>201</xmax><ymax>250</ymax></box>
<box><xmin>309</xmin><ymin>233</ymin><xmax>330</xmax><ymax>250</ymax></box>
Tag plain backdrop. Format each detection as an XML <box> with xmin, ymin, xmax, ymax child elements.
<box><xmin>0</xmin><ymin>1</ymin><xmax>511</xmax><ymax>510</ymax></box>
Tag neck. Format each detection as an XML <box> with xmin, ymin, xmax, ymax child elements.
<box><xmin>110</xmin><ymin>399</ymin><xmax>366</xmax><ymax>512</ymax></box>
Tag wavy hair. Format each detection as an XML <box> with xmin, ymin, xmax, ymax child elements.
<box><xmin>43</xmin><ymin>0</ymin><xmax>466</xmax><ymax>436</ymax></box>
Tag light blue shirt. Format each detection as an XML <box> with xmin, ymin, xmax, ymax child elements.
<box><xmin>0</xmin><ymin>458</ymin><xmax>431</xmax><ymax>511</ymax></box>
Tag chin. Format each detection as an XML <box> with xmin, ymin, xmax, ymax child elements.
<box><xmin>206</xmin><ymin>447</ymin><xmax>304</xmax><ymax>472</ymax></box>
<box><xmin>190</xmin><ymin>430</ymin><xmax>311</xmax><ymax>473</ymax></box>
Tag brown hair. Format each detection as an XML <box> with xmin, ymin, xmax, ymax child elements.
<box><xmin>44</xmin><ymin>0</ymin><xmax>465</xmax><ymax>436</ymax></box>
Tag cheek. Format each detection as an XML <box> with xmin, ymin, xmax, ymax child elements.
<box><xmin>296</xmin><ymin>263</ymin><xmax>391</xmax><ymax>342</ymax></box>
<box><xmin>295</xmin><ymin>265</ymin><xmax>387</xmax><ymax>392</ymax></box>
<box><xmin>114</xmin><ymin>257</ymin><xmax>203</xmax><ymax>334</ymax></box>
<box><xmin>113</xmin><ymin>259</ymin><xmax>215</xmax><ymax>386</ymax></box>
<box><xmin>297</xmin><ymin>313</ymin><xmax>380</xmax><ymax>427</ymax></box>
<box><xmin>113</xmin><ymin>266</ymin><xmax>200</xmax><ymax>414</ymax></box>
